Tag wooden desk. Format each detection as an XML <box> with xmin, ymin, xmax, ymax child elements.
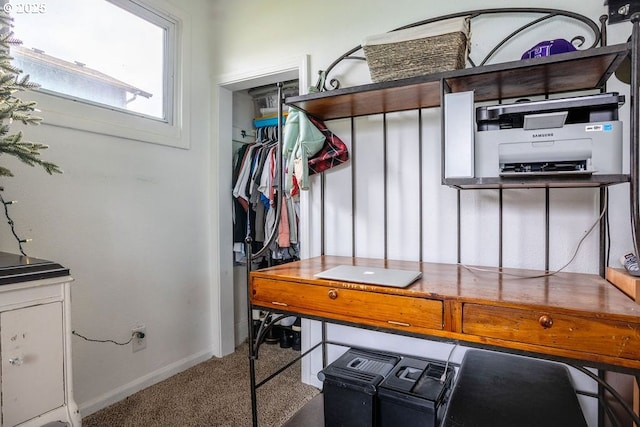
<box><xmin>250</xmin><ymin>256</ymin><xmax>640</xmax><ymax>373</ymax></box>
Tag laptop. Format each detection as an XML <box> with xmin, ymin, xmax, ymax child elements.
<box><xmin>314</xmin><ymin>265</ymin><xmax>422</xmax><ymax>288</ymax></box>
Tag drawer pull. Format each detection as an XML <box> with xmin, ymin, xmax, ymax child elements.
<box><xmin>271</xmin><ymin>301</ymin><xmax>288</xmax><ymax>307</ymax></box>
<box><xmin>387</xmin><ymin>320</ymin><xmax>411</xmax><ymax>327</ymax></box>
<box><xmin>539</xmin><ymin>315</ymin><xmax>554</xmax><ymax>329</ymax></box>
<box><xmin>328</xmin><ymin>289</ymin><xmax>338</xmax><ymax>300</ymax></box>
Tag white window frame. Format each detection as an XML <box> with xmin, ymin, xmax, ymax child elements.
<box><xmin>17</xmin><ymin>0</ymin><xmax>190</xmax><ymax>149</ymax></box>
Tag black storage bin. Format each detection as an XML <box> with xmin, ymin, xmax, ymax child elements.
<box><xmin>377</xmin><ymin>357</ymin><xmax>454</xmax><ymax>427</ymax></box>
<box><xmin>442</xmin><ymin>349</ymin><xmax>588</xmax><ymax>427</ymax></box>
<box><xmin>318</xmin><ymin>348</ymin><xmax>401</xmax><ymax>427</ymax></box>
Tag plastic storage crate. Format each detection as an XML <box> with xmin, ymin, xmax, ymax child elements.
<box><xmin>318</xmin><ymin>348</ymin><xmax>401</xmax><ymax>427</ymax></box>
<box><xmin>377</xmin><ymin>357</ymin><xmax>454</xmax><ymax>427</ymax></box>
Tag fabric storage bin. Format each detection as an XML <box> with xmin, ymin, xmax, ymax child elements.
<box><xmin>377</xmin><ymin>356</ymin><xmax>454</xmax><ymax>427</ymax></box>
<box><xmin>362</xmin><ymin>16</ymin><xmax>470</xmax><ymax>82</ymax></box>
<box><xmin>318</xmin><ymin>348</ymin><xmax>401</xmax><ymax>427</ymax></box>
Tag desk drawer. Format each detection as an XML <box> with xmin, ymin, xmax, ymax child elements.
<box><xmin>462</xmin><ymin>304</ymin><xmax>640</xmax><ymax>360</ymax></box>
<box><xmin>251</xmin><ymin>278</ymin><xmax>443</xmax><ymax>331</ymax></box>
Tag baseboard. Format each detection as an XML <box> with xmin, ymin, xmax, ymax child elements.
<box><xmin>235</xmin><ymin>319</ymin><xmax>248</xmax><ymax>346</ymax></box>
<box><xmin>301</xmin><ymin>319</ymin><xmax>323</xmax><ymax>389</ymax></box>
<box><xmin>79</xmin><ymin>348</ymin><xmax>214</xmax><ymax>417</ymax></box>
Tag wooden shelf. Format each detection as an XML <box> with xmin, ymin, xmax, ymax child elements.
<box><xmin>285</xmin><ymin>43</ymin><xmax>629</xmax><ymax>121</ymax></box>
<box><xmin>607</xmin><ymin>267</ymin><xmax>640</xmax><ymax>302</ymax></box>
<box><xmin>444</xmin><ymin>174</ymin><xmax>631</xmax><ymax>190</ymax></box>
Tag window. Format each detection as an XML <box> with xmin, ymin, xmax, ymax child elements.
<box><xmin>8</xmin><ymin>0</ymin><xmax>188</xmax><ymax>147</ymax></box>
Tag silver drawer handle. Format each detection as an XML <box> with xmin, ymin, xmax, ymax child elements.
<box><xmin>9</xmin><ymin>357</ymin><xmax>23</xmax><ymax>366</ymax></box>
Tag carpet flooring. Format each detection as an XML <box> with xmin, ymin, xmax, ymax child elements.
<box><xmin>82</xmin><ymin>341</ymin><xmax>320</xmax><ymax>427</ymax></box>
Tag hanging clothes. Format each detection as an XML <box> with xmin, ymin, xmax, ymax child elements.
<box><xmin>307</xmin><ymin>115</ymin><xmax>350</xmax><ymax>175</ymax></box>
<box><xmin>232</xmin><ymin>125</ymin><xmax>300</xmax><ymax>265</ymax></box>
<box><xmin>283</xmin><ymin>108</ymin><xmax>326</xmax><ymax>195</ymax></box>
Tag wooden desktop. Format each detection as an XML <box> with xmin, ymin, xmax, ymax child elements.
<box><xmin>250</xmin><ymin>255</ymin><xmax>640</xmax><ymax>373</ymax></box>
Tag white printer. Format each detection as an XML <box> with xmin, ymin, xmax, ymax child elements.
<box><xmin>474</xmin><ymin>92</ymin><xmax>624</xmax><ymax>178</ymax></box>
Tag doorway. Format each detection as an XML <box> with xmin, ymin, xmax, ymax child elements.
<box><xmin>214</xmin><ymin>56</ymin><xmax>309</xmax><ymax>357</ymax></box>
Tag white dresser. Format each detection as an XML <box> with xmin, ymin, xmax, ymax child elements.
<box><xmin>0</xmin><ymin>253</ymin><xmax>79</xmax><ymax>427</ymax></box>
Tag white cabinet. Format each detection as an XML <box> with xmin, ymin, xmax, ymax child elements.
<box><xmin>0</xmin><ymin>254</ymin><xmax>79</xmax><ymax>427</ymax></box>
<box><xmin>2</xmin><ymin>303</ymin><xmax>65</xmax><ymax>426</ymax></box>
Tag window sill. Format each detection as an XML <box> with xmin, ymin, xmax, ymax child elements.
<box><xmin>26</xmin><ymin>90</ymin><xmax>190</xmax><ymax>149</ymax></box>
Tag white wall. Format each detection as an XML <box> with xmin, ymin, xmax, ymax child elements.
<box><xmin>210</xmin><ymin>0</ymin><xmax>633</xmax><ymax>269</ymax></box>
<box><xmin>0</xmin><ymin>0</ymin><xmax>219</xmax><ymax>416</ymax></box>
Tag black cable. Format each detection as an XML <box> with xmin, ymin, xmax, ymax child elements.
<box><xmin>0</xmin><ymin>189</ymin><xmax>27</xmax><ymax>256</ymax></box>
<box><xmin>72</xmin><ymin>330</ymin><xmax>136</xmax><ymax>346</ymax></box>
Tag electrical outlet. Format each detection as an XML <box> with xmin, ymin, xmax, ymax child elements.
<box><xmin>132</xmin><ymin>325</ymin><xmax>146</xmax><ymax>352</ymax></box>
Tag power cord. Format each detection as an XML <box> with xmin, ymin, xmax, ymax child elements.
<box><xmin>462</xmin><ymin>188</ymin><xmax>608</xmax><ymax>279</ymax></box>
<box><xmin>72</xmin><ymin>330</ymin><xmax>145</xmax><ymax>346</ymax></box>
<box><xmin>440</xmin><ymin>343</ymin><xmax>458</xmax><ymax>383</ymax></box>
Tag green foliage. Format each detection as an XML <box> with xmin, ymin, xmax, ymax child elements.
<box><xmin>0</xmin><ymin>11</ymin><xmax>62</xmax><ymax>177</ymax></box>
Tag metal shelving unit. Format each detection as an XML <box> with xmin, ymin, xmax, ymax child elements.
<box><xmin>245</xmin><ymin>8</ymin><xmax>640</xmax><ymax>427</ymax></box>
<box><xmin>286</xmin><ymin>42</ymin><xmax>630</xmax><ymax>190</ymax></box>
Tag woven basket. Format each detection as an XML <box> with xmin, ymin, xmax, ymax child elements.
<box><xmin>363</xmin><ymin>17</ymin><xmax>470</xmax><ymax>82</ymax></box>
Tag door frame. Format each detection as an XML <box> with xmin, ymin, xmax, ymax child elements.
<box><xmin>212</xmin><ymin>55</ymin><xmax>310</xmax><ymax>357</ymax></box>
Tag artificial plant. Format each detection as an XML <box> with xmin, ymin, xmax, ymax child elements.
<box><xmin>0</xmin><ymin>10</ymin><xmax>61</xmax><ymax>177</ymax></box>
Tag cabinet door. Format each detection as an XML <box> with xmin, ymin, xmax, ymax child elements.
<box><xmin>1</xmin><ymin>302</ymin><xmax>64</xmax><ymax>427</ymax></box>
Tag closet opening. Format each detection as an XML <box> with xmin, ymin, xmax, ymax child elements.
<box><xmin>214</xmin><ymin>55</ymin><xmax>308</xmax><ymax>357</ymax></box>
<box><xmin>219</xmin><ymin>74</ymin><xmax>300</xmax><ymax>348</ymax></box>
<box><xmin>231</xmin><ymin>78</ymin><xmax>300</xmax><ymax>347</ymax></box>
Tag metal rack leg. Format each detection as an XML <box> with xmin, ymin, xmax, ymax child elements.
<box><xmin>249</xmin><ymin>354</ymin><xmax>259</xmax><ymax>427</ymax></box>
<box><xmin>246</xmin><ymin>236</ymin><xmax>259</xmax><ymax>427</ymax></box>
<box><xmin>322</xmin><ymin>321</ymin><xmax>328</xmax><ymax>368</ymax></box>
<box><xmin>245</xmin><ymin>82</ymin><xmax>286</xmax><ymax>427</ymax></box>
<box><xmin>630</xmin><ymin>14</ymin><xmax>640</xmax><ymax>261</ymax></box>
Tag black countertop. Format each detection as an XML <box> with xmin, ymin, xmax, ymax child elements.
<box><xmin>0</xmin><ymin>252</ymin><xmax>70</xmax><ymax>285</ymax></box>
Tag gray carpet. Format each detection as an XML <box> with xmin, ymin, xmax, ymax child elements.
<box><xmin>83</xmin><ymin>341</ymin><xmax>320</xmax><ymax>427</ymax></box>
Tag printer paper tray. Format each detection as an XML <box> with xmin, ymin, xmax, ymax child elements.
<box><xmin>500</xmin><ymin>170</ymin><xmax>594</xmax><ymax>177</ymax></box>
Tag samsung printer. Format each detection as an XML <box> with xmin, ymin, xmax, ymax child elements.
<box><xmin>474</xmin><ymin>92</ymin><xmax>624</xmax><ymax>177</ymax></box>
